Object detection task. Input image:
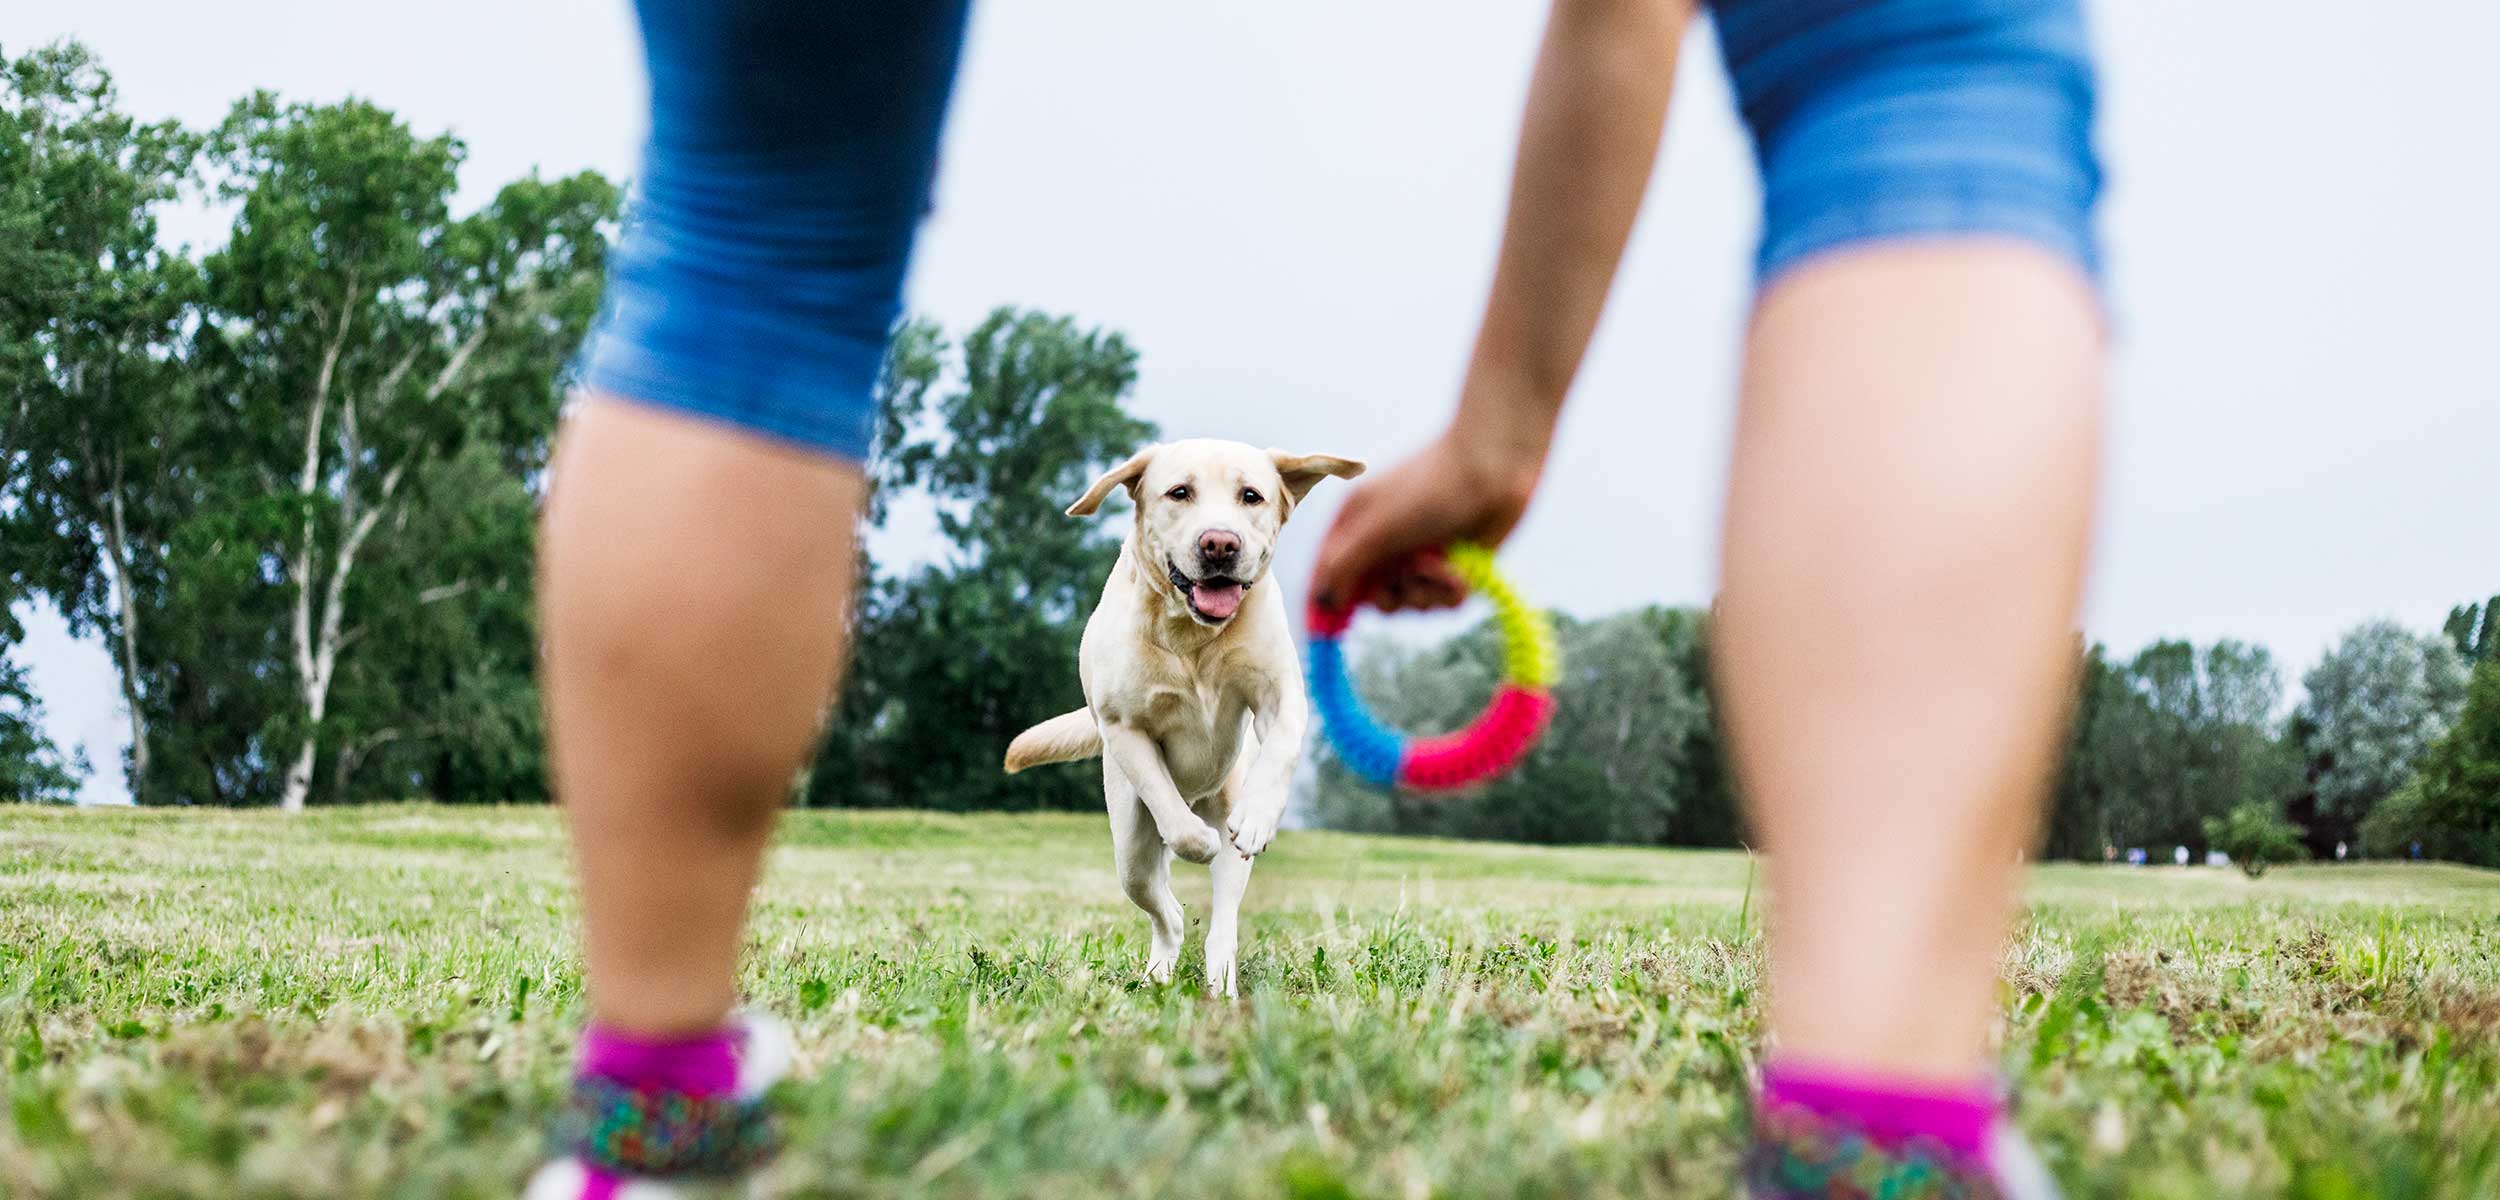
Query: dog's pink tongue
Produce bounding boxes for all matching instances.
[1192,581,1245,620]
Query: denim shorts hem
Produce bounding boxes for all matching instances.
[578,340,878,463]
[1756,191,2102,293]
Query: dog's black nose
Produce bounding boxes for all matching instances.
[1198,529,1241,565]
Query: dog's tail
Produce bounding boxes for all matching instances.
[1004,709,1102,774]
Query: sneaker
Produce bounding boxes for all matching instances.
[1745,1103,2064,1200]
[523,1011,795,1200]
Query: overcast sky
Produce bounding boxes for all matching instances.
[9,1,2496,804]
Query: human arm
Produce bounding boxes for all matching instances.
[1310,0,1698,609]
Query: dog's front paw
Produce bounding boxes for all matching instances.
[1163,819,1223,864]
[1227,805,1283,858]
[1204,946,1238,998]
[1144,945,1179,985]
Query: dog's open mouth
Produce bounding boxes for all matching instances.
[1169,560,1249,624]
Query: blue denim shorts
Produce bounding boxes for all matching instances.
[1712,0,2104,284]
[574,0,972,461]
[579,0,2103,462]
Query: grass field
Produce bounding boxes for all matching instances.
[3,805,2496,1199]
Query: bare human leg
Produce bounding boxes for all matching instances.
[540,398,865,1038]
[1714,242,2103,1082]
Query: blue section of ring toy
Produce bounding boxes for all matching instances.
[1308,635,1404,786]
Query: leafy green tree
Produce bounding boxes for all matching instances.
[2281,710,2343,858]
[1641,605,1744,848]
[0,610,86,803]
[2043,640,2119,860]
[2088,641,2197,850]
[2445,598,2498,666]
[1308,607,1726,847]
[2392,661,2500,866]
[808,310,1157,812]
[1488,612,1711,845]
[138,480,294,805]
[2357,779,2432,862]
[6,50,614,807]
[2078,639,2301,853]
[316,444,547,803]
[2067,658,2167,852]
[194,94,614,808]
[2201,640,2284,727]
[1308,618,1514,838]
[2204,801,2305,878]
[2299,620,2469,828]
[0,666,84,803]
[1,41,200,800]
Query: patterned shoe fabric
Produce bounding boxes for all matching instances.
[1745,1102,2065,1200]
[522,1012,794,1200]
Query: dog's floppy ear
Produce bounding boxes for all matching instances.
[1066,445,1159,517]
[1268,450,1367,508]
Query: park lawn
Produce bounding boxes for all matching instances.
[2,805,2496,1200]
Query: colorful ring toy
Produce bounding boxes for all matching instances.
[1306,543,1558,791]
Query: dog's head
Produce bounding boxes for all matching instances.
[1067,439,1365,627]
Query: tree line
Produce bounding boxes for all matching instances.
[1,44,1145,813]
[5,45,2496,870]
[2054,615,2500,866]
[4,42,609,807]
[1310,608,1741,848]
[1313,596,2500,868]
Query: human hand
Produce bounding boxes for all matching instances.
[1308,423,1543,615]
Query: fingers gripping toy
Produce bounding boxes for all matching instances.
[1306,543,1559,791]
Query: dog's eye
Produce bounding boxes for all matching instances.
[1165,485,1193,502]
[1239,488,1264,506]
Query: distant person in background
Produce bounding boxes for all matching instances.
[528,2,2104,1199]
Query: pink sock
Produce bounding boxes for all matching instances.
[1759,1059,2000,1166]
[581,1023,742,1096]
[569,1024,743,1198]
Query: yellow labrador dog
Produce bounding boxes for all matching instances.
[1003,439,1363,995]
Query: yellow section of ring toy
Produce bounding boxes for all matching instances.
[1446,543,1558,690]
